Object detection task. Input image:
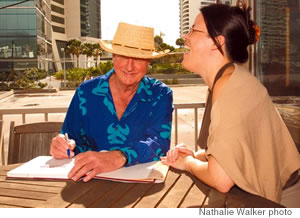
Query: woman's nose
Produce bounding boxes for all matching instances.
[184,33,189,41]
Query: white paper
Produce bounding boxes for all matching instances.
[7,156,166,183]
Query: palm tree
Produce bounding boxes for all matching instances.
[92,43,103,67]
[66,39,82,67]
[81,43,94,68]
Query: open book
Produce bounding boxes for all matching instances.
[6,156,169,183]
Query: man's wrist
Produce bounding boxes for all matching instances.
[117,150,128,166]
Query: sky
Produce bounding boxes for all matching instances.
[101,0,180,46]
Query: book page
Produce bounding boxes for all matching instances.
[96,161,158,182]
[7,156,168,183]
[7,156,73,179]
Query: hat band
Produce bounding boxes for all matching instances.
[112,43,155,52]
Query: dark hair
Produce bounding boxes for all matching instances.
[200,4,257,63]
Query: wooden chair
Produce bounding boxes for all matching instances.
[8,121,63,164]
[0,120,4,165]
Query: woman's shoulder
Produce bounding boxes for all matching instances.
[228,64,268,98]
[212,64,272,118]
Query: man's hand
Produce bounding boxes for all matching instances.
[68,150,126,182]
[50,134,76,159]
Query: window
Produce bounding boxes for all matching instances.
[51,15,64,24]
[254,0,300,150]
[255,1,300,96]
[52,25,65,34]
[51,4,64,15]
[52,0,64,5]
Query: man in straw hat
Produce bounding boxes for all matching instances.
[50,22,172,182]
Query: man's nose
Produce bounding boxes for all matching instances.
[126,58,134,71]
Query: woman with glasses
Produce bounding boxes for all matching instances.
[161,3,300,206]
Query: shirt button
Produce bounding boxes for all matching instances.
[115,127,118,130]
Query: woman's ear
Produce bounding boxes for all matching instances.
[212,35,225,51]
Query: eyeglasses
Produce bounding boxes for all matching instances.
[187,27,208,36]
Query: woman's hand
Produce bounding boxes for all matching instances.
[161,152,193,171]
[50,134,76,159]
[166,143,194,163]
[161,143,194,171]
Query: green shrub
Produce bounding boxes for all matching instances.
[98,61,113,75]
[66,68,86,87]
[162,78,179,85]
[0,72,8,81]
[5,67,48,90]
[52,61,113,88]
[38,82,48,88]
[0,82,9,91]
[55,70,64,80]
[24,68,47,81]
[150,63,191,74]
[55,68,86,87]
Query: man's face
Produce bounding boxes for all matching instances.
[112,54,150,87]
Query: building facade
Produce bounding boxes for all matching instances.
[51,0,101,71]
[179,0,237,37]
[179,0,217,37]
[0,0,101,74]
[0,0,53,73]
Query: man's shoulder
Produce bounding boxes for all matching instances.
[143,75,172,95]
[78,72,111,91]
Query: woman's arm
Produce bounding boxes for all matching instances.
[185,155,235,193]
[162,153,235,193]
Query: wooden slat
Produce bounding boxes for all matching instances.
[0,188,56,200]
[180,183,208,208]
[8,121,62,164]
[0,120,4,166]
[0,203,25,208]
[0,181,62,193]
[133,170,181,208]
[18,133,54,163]
[0,164,21,171]
[0,176,68,187]
[37,180,100,208]
[180,173,211,208]
[87,183,135,208]
[14,122,62,134]
[202,188,226,208]
[112,183,155,208]
[0,196,45,208]
[157,173,193,208]
[68,180,119,208]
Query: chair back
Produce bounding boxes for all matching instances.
[8,121,63,164]
[0,120,4,165]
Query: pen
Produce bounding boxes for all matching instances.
[65,133,70,158]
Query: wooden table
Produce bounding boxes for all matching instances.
[0,164,284,208]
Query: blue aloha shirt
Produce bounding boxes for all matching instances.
[61,69,173,167]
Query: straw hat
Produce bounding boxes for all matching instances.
[99,22,169,59]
